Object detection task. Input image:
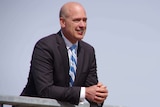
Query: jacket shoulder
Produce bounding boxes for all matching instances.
[79,40,95,51]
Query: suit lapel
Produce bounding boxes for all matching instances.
[56,31,70,86]
[74,41,85,84]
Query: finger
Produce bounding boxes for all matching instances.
[94,95,105,103]
[96,91,108,99]
[96,87,107,93]
[97,82,103,87]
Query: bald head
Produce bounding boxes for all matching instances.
[59,2,86,18]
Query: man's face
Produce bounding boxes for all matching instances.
[60,6,87,43]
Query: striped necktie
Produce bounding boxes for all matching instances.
[69,45,77,86]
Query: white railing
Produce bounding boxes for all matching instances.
[0,95,117,107]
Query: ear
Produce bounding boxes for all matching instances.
[60,17,65,28]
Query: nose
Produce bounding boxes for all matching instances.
[79,20,86,27]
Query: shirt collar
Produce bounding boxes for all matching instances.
[61,31,78,50]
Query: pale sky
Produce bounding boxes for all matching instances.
[0,0,160,107]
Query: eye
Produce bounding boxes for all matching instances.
[83,18,87,23]
[72,18,87,23]
[73,18,81,23]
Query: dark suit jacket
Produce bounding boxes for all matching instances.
[21,31,100,106]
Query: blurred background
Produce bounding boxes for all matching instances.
[0,0,160,107]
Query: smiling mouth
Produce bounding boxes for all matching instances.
[77,30,84,35]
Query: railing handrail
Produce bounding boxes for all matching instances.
[0,95,118,107]
[0,95,91,107]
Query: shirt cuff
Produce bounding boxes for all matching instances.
[80,87,85,102]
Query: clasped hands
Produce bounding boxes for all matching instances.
[85,82,108,104]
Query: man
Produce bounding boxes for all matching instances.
[21,2,108,107]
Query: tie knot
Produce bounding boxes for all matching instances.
[70,44,77,51]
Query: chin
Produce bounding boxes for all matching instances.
[77,36,84,40]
